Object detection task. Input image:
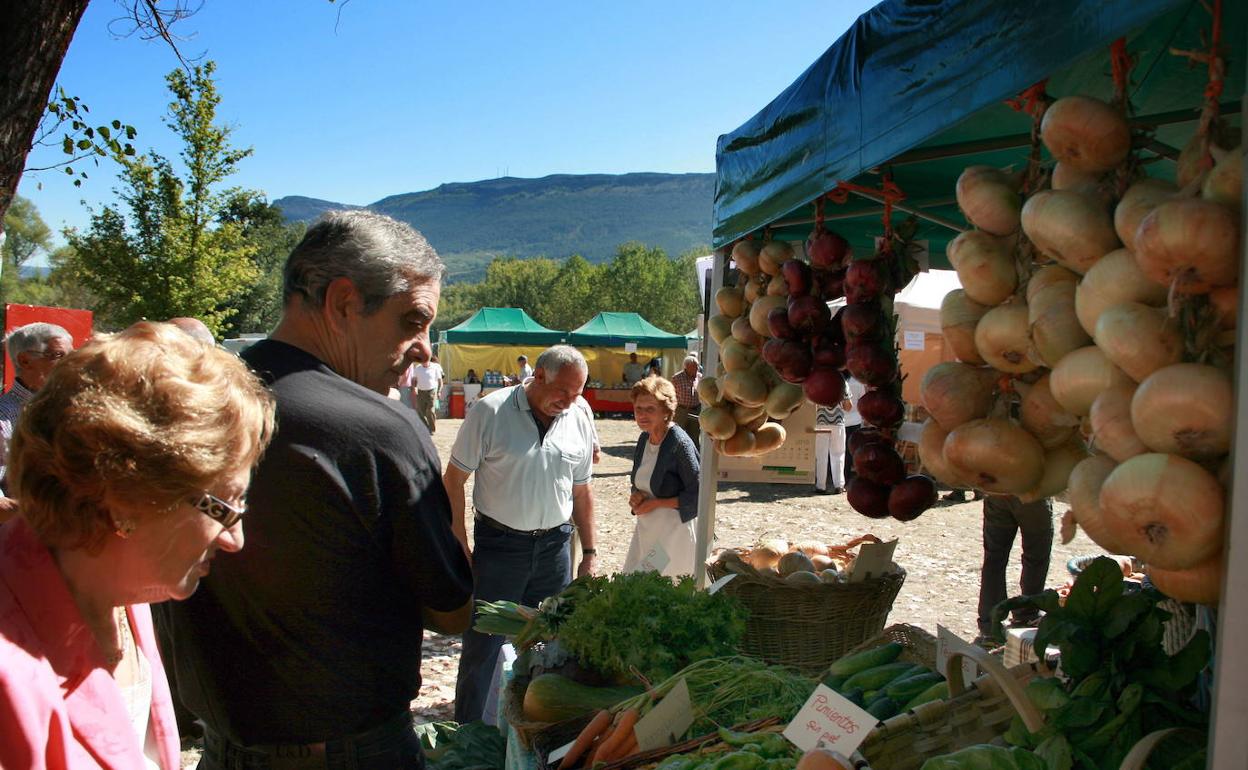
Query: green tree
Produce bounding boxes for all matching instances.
[64,62,258,335]
[217,191,306,335]
[598,242,699,333]
[1,195,54,304]
[538,254,601,330]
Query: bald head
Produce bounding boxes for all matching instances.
[167,317,215,346]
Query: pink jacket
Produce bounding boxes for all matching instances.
[0,518,181,769]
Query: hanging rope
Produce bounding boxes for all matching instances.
[1004,80,1051,197]
[824,178,907,246]
[814,196,825,231]
[1004,79,1049,120]
[1110,38,1136,112]
[1171,0,1226,164]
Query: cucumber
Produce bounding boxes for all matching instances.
[822,673,847,691]
[521,674,644,722]
[866,696,899,721]
[842,661,919,692]
[825,641,904,678]
[885,672,944,704]
[902,681,950,710]
[842,686,865,706]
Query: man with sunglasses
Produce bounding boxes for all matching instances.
[0,322,73,514]
[165,212,472,770]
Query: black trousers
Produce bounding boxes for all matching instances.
[844,424,861,481]
[977,495,1054,634]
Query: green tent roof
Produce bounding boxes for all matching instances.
[713,0,1244,267]
[442,307,565,344]
[567,312,689,348]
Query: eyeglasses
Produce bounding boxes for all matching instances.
[38,349,67,361]
[191,491,247,529]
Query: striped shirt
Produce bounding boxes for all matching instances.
[0,380,35,489]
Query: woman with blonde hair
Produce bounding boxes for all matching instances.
[0,321,276,769]
[623,375,700,577]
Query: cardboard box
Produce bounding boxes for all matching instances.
[717,401,816,485]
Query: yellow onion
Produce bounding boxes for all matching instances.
[1040,95,1132,172]
[766,272,789,297]
[752,423,787,455]
[1202,145,1243,208]
[1020,439,1089,503]
[1114,179,1177,251]
[758,241,794,276]
[920,362,997,431]
[1049,345,1133,416]
[707,314,734,344]
[1133,198,1240,293]
[1025,264,1080,303]
[1093,302,1183,382]
[732,240,762,275]
[975,301,1037,374]
[1148,555,1224,605]
[956,165,1022,235]
[722,426,758,456]
[947,230,1018,305]
[1099,453,1225,570]
[1131,363,1233,460]
[1210,285,1238,330]
[748,294,787,337]
[1019,373,1081,449]
[1028,282,1090,368]
[940,289,989,365]
[1022,189,1120,274]
[1074,248,1168,336]
[944,418,1045,495]
[918,418,967,487]
[699,406,737,440]
[1068,454,1128,554]
[1050,162,1104,197]
[731,315,763,348]
[1088,383,1147,462]
[1177,134,1207,188]
[716,286,746,318]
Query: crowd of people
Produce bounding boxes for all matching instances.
[0,210,1054,769]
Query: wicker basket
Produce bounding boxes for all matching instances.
[852,642,1049,770]
[706,562,906,675]
[502,673,596,751]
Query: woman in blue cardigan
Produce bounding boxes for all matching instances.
[623,375,701,577]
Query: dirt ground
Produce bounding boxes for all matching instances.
[182,413,1102,767]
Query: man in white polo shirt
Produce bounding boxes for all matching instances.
[444,344,598,723]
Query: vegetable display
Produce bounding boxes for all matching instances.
[710,535,886,585]
[817,641,948,722]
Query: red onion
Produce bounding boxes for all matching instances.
[787,294,831,334]
[767,307,798,340]
[840,302,883,340]
[782,259,813,296]
[889,476,937,521]
[847,477,892,518]
[807,228,852,269]
[858,389,905,428]
[802,367,846,406]
[846,343,898,386]
[854,443,906,485]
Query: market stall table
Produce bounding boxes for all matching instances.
[582,387,635,415]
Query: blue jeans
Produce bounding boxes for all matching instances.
[454,518,572,723]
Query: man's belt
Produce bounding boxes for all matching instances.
[476,513,571,538]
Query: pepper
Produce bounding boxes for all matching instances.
[707,751,767,770]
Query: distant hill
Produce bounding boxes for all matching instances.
[274,172,714,282]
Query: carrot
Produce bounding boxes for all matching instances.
[586,722,618,767]
[560,710,613,770]
[615,735,639,762]
[593,709,639,764]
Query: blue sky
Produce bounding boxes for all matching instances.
[19,0,877,259]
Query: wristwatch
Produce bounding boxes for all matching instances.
[582,548,597,556]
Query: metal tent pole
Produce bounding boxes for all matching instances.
[1207,83,1248,770]
[693,247,728,588]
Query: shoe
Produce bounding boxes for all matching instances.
[1010,615,1041,629]
[830,487,844,495]
[942,490,968,502]
[972,634,1003,651]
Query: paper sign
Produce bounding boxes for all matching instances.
[903,331,926,350]
[896,421,924,444]
[625,342,638,353]
[547,739,574,766]
[783,684,877,753]
[707,573,737,595]
[639,541,670,574]
[936,624,982,685]
[635,678,695,751]
[848,539,898,583]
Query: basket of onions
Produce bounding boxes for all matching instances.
[706,536,906,674]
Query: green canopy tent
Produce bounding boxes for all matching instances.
[439,307,565,381]
[697,5,1248,759]
[567,311,689,383]
[712,0,1244,267]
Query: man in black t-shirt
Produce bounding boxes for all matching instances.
[166,211,472,769]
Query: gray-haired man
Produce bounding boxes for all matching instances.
[1,323,73,506]
[445,343,598,723]
[166,211,473,768]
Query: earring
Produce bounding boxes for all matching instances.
[112,519,137,538]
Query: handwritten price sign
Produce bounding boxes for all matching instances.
[783,684,877,754]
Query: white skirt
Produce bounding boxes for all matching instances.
[621,507,697,578]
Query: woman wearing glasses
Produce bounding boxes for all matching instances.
[0,321,275,769]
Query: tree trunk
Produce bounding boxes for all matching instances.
[0,0,90,238]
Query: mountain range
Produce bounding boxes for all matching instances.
[273,172,715,282]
